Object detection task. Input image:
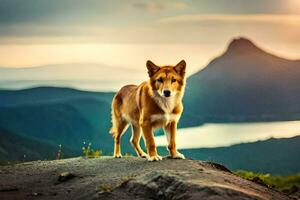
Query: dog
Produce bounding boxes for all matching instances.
[109,60,186,161]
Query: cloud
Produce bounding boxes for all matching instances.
[132,1,188,12]
[0,0,299,27]
[0,0,300,46]
[1,14,300,45]
[153,14,300,45]
[158,14,300,24]
[0,0,188,27]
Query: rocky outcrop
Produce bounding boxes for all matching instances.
[0,157,291,200]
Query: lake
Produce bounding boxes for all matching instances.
[154,120,300,149]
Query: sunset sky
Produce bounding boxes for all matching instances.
[1,0,300,75]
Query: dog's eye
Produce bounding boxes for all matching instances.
[157,77,163,83]
[171,78,177,83]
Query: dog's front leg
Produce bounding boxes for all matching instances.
[141,121,162,161]
[164,121,185,159]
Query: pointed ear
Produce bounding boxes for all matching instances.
[146,60,160,77]
[174,60,186,77]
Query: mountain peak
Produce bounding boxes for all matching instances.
[226,37,261,54]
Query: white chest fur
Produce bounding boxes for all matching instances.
[150,91,182,124]
[150,113,180,123]
[152,92,178,113]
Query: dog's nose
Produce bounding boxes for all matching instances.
[163,90,171,97]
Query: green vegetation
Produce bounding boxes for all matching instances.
[82,142,103,158]
[99,183,113,193]
[124,152,133,157]
[56,144,63,160]
[236,170,300,197]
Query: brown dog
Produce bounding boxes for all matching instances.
[110,60,186,161]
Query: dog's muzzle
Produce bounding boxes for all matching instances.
[163,90,171,97]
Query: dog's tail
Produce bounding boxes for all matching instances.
[109,113,117,139]
[109,94,121,138]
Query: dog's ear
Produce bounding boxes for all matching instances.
[174,60,186,77]
[146,60,160,77]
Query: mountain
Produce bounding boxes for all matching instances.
[0,157,290,200]
[178,136,300,175]
[0,87,117,157]
[0,102,94,149]
[0,127,77,164]
[183,37,300,126]
[0,63,146,91]
[0,86,113,106]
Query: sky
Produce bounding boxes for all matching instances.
[1,0,300,76]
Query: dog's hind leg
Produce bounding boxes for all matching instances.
[110,96,129,158]
[130,125,147,158]
[111,119,128,158]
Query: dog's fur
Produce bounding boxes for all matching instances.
[109,60,186,161]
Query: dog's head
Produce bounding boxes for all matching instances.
[146,60,186,98]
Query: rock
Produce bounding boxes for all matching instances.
[58,172,76,182]
[0,186,18,192]
[113,171,273,200]
[31,192,43,196]
[0,157,292,200]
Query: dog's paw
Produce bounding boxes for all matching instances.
[171,152,185,159]
[139,152,148,158]
[114,154,122,158]
[147,155,162,162]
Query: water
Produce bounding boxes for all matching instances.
[155,121,300,149]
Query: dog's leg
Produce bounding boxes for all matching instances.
[141,122,162,161]
[113,120,128,158]
[130,125,147,158]
[164,122,185,159]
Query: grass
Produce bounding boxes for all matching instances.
[235,170,300,197]
[82,142,103,158]
[99,183,113,193]
[56,144,63,160]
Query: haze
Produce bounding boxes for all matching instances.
[1,0,300,75]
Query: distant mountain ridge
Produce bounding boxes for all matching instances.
[0,127,77,164]
[182,37,300,126]
[0,86,113,107]
[0,63,144,80]
[180,136,300,175]
[0,63,146,91]
[0,87,116,159]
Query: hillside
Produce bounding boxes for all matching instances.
[0,128,77,164]
[0,87,117,157]
[178,136,300,175]
[0,157,290,200]
[0,86,114,106]
[183,37,300,126]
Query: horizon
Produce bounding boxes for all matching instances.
[1,36,299,92]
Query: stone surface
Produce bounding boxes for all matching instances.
[0,157,291,200]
